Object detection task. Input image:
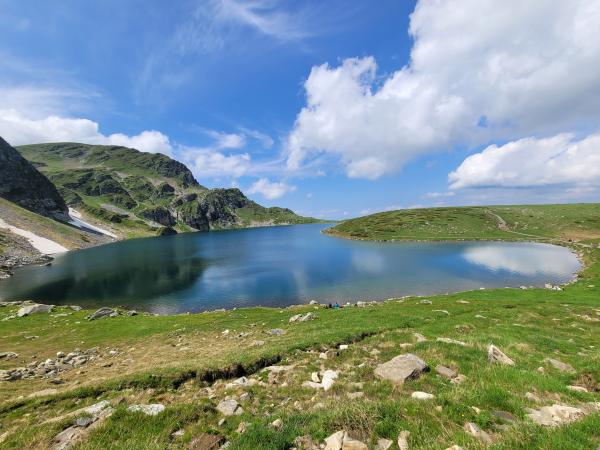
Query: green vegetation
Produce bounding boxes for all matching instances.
[16,142,320,239]
[0,205,598,449]
[325,204,600,243]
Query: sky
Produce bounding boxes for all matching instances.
[1,0,599,219]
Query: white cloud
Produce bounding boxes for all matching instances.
[0,108,173,155]
[203,129,246,149]
[247,177,296,200]
[239,127,274,148]
[286,0,600,180]
[449,133,600,189]
[183,147,251,179]
[425,191,455,198]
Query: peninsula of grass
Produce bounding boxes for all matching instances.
[0,205,599,449]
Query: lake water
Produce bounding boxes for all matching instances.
[0,224,580,314]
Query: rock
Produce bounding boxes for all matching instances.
[526,404,585,426]
[339,344,349,350]
[544,358,575,373]
[488,344,515,366]
[216,399,242,416]
[270,418,283,430]
[236,421,249,434]
[376,438,393,450]
[52,426,87,450]
[303,370,338,391]
[342,435,368,450]
[74,417,95,428]
[450,374,467,384]
[225,376,257,389]
[419,299,432,304]
[374,354,429,385]
[311,372,320,383]
[239,392,251,402]
[445,446,464,450]
[87,307,118,320]
[435,365,458,379]
[324,431,345,450]
[289,312,317,323]
[0,352,17,360]
[411,391,434,400]
[413,333,427,343]
[397,431,410,450]
[267,328,286,335]
[567,385,588,392]
[436,337,468,346]
[463,422,492,444]
[188,433,224,450]
[127,404,165,416]
[17,303,54,317]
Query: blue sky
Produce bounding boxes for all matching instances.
[1,0,599,219]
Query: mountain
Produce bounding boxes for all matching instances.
[16,142,319,237]
[0,137,69,221]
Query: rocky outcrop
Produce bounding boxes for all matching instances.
[139,206,175,226]
[0,137,69,221]
[374,354,429,385]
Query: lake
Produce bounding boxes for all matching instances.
[0,224,580,314]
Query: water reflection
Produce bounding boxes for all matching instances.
[0,224,580,313]
[461,243,579,276]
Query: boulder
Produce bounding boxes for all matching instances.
[544,358,575,373]
[87,307,118,320]
[293,435,320,450]
[127,404,165,416]
[435,365,458,379]
[376,438,393,450]
[0,351,18,360]
[216,399,242,416]
[488,344,515,366]
[397,431,410,450]
[289,312,317,323]
[374,354,429,385]
[17,303,54,317]
[526,404,584,426]
[463,422,492,445]
[411,391,434,400]
[323,431,368,450]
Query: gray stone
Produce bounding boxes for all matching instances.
[75,417,95,428]
[17,303,54,317]
[216,399,242,416]
[463,422,492,444]
[87,307,117,320]
[544,358,575,373]
[0,352,18,360]
[397,431,410,450]
[488,344,515,366]
[127,404,165,416]
[267,328,285,335]
[435,365,458,379]
[374,354,429,385]
[376,438,393,450]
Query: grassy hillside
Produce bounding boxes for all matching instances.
[0,205,598,449]
[16,142,320,238]
[325,204,600,243]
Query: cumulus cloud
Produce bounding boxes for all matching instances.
[203,129,247,150]
[449,133,600,189]
[286,0,600,180]
[0,108,173,155]
[183,148,251,179]
[247,177,296,200]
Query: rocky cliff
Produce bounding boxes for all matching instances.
[0,137,69,221]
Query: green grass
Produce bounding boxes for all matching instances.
[325,204,600,242]
[0,205,599,449]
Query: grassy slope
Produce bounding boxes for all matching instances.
[0,205,599,449]
[325,204,600,243]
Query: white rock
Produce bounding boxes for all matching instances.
[17,303,54,317]
[376,438,393,450]
[411,391,435,400]
[397,430,410,450]
[127,404,165,416]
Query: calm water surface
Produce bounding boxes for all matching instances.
[0,224,580,314]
